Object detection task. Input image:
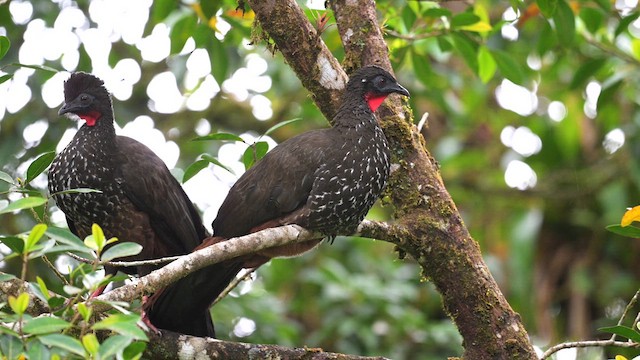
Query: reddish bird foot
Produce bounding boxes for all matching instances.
[140,295,162,335]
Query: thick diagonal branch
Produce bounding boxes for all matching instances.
[247,0,537,358]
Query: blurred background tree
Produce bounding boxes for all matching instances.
[0,0,639,358]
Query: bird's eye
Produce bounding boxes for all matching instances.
[80,95,89,101]
[375,77,386,86]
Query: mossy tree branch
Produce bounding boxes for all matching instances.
[247,0,537,358]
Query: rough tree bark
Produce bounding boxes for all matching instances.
[247,0,537,359]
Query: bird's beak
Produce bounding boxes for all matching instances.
[58,102,73,116]
[58,97,88,116]
[393,83,410,98]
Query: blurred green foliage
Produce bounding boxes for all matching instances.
[1,0,640,358]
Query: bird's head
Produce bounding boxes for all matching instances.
[348,65,410,112]
[58,72,112,127]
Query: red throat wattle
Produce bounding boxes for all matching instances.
[79,111,102,126]
[365,93,388,112]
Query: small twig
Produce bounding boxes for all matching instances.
[612,288,640,340]
[386,29,445,41]
[541,339,640,359]
[211,268,257,306]
[41,255,71,286]
[65,252,183,267]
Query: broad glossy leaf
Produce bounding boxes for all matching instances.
[8,292,29,315]
[451,32,478,73]
[264,118,302,136]
[0,74,12,85]
[26,151,55,184]
[460,21,492,33]
[401,5,417,30]
[0,197,47,214]
[39,334,85,356]
[553,0,575,46]
[23,317,72,335]
[0,36,9,60]
[151,0,177,23]
[169,14,197,55]
[491,49,525,85]
[211,35,229,86]
[101,242,143,262]
[424,8,451,18]
[36,277,51,301]
[201,0,222,19]
[0,236,24,254]
[606,224,640,238]
[82,334,100,356]
[183,159,209,183]
[599,325,640,343]
[615,12,639,38]
[570,58,607,89]
[412,50,432,87]
[25,223,47,253]
[0,273,17,282]
[98,335,132,359]
[45,226,91,254]
[193,132,244,142]
[580,7,605,34]
[123,341,147,359]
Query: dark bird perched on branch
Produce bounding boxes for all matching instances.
[145,65,410,338]
[48,72,207,297]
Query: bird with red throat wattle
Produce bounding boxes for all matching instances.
[48,72,207,306]
[144,65,410,338]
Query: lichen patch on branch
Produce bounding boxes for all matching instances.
[316,55,347,90]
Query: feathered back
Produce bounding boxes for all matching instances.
[63,72,110,103]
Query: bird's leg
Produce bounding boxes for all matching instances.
[140,295,162,335]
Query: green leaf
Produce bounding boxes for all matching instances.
[491,49,525,85]
[477,46,497,83]
[39,334,85,356]
[424,8,451,19]
[0,273,17,282]
[36,277,51,301]
[412,50,432,87]
[451,32,478,73]
[606,224,640,238]
[92,314,148,341]
[123,341,147,359]
[537,0,558,18]
[23,317,72,335]
[201,0,222,19]
[151,0,177,23]
[9,292,29,315]
[0,197,47,214]
[553,0,575,46]
[0,36,9,60]
[201,154,234,174]
[615,12,639,38]
[11,63,57,73]
[0,170,14,184]
[242,141,269,170]
[183,159,209,183]
[264,118,303,136]
[25,223,47,253]
[401,5,417,30]
[569,58,607,89]
[451,12,481,28]
[77,303,92,323]
[193,132,244,142]
[82,333,100,356]
[597,79,623,110]
[101,242,143,262]
[579,7,604,34]
[210,35,229,86]
[0,74,12,85]
[99,335,133,359]
[26,151,56,184]
[599,325,640,343]
[170,14,198,55]
[45,227,91,254]
[0,236,24,254]
[537,19,557,56]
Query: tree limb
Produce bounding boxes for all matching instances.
[248,0,537,358]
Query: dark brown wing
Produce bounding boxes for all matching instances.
[213,128,339,238]
[116,136,207,254]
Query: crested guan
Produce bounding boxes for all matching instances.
[48,72,208,320]
[145,65,410,338]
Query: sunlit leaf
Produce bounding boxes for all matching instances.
[242,141,269,170]
[23,317,72,335]
[0,36,10,60]
[477,46,496,83]
[599,325,640,343]
[92,314,148,341]
[0,197,47,214]
[77,303,92,323]
[553,0,575,46]
[26,151,56,184]
[170,13,197,55]
[460,21,492,33]
[193,132,244,142]
[8,292,29,316]
[39,334,85,356]
[24,223,47,253]
[264,118,303,136]
[606,224,640,238]
[82,333,100,356]
[45,227,91,254]
[0,74,12,85]
[36,277,51,301]
[101,242,143,262]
